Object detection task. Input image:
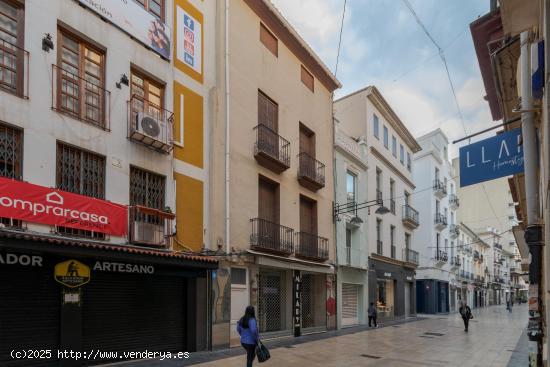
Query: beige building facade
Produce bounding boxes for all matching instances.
[208,0,340,347]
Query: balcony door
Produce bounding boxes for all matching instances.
[258,91,278,158]
[300,195,317,235]
[258,177,279,249]
[299,123,315,156]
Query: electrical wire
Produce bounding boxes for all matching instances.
[334,0,347,77]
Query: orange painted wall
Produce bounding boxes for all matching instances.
[175,172,203,251]
[173,0,204,84]
[173,81,204,168]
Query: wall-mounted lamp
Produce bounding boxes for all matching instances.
[42,33,54,52]
[116,74,129,89]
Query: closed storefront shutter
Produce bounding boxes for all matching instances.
[83,271,186,364]
[342,283,359,326]
[0,263,61,367]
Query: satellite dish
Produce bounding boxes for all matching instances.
[141,116,160,137]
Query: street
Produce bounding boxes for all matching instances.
[189,305,528,367]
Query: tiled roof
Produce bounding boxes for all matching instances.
[0,229,217,264]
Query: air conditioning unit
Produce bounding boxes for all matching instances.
[136,112,163,141]
[133,221,164,245]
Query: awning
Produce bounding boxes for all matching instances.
[247,249,334,274]
[500,0,541,37]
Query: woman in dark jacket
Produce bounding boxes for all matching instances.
[237,306,260,367]
[459,302,472,332]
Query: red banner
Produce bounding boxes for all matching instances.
[0,177,127,236]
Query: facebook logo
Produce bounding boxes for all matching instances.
[184,14,194,31]
[184,53,194,67]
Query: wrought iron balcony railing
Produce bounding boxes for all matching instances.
[250,218,294,256]
[403,248,419,265]
[127,95,173,154]
[295,232,329,262]
[433,179,447,196]
[434,213,448,227]
[449,194,460,208]
[297,152,325,191]
[435,250,448,262]
[253,124,290,173]
[402,205,419,229]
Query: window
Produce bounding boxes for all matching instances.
[260,23,278,57]
[400,144,404,164]
[443,146,448,160]
[405,233,411,250]
[56,143,105,239]
[376,219,382,255]
[57,30,106,128]
[407,152,411,172]
[129,166,166,209]
[389,179,395,214]
[133,0,164,20]
[435,167,439,180]
[436,233,440,253]
[56,143,105,199]
[404,191,410,206]
[346,171,356,203]
[346,228,352,248]
[301,65,314,92]
[373,114,379,139]
[258,90,278,131]
[383,126,388,148]
[130,70,164,120]
[392,135,397,157]
[390,225,395,259]
[0,0,25,97]
[435,200,440,215]
[231,268,247,285]
[0,122,22,179]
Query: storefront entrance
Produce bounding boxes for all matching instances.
[342,283,359,326]
[258,270,288,333]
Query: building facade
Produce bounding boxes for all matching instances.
[333,120,369,327]
[207,0,341,347]
[412,129,459,314]
[0,0,216,365]
[334,86,421,322]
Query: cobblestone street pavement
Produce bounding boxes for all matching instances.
[192,305,528,367]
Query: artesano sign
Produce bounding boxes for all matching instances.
[0,177,127,236]
[459,128,524,187]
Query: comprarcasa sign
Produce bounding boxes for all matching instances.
[0,177,127,236]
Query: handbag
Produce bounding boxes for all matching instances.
[256,340,271,363]
[469,314,474,320]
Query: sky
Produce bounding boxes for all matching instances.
[270,0,492,158]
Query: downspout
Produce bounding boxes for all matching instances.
[520,30,543,364]
[224,0,230,254]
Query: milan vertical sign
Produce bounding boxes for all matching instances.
[293,270,302,337]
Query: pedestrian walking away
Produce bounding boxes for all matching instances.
[368,302,378,328]
[459,302,473,332]
[237,306,260,367]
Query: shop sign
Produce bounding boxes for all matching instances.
[293,270,302,337]
[0,252,42,267]
[384,272,392,278]
[93,261,154,274]
[0,177,127,236]
[54,260,90,288]
[459,128,524,187]
[406,276,413,281]
[78,0,171,59]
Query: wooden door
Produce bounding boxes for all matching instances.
[258,178,278,223]
[300,196,317,235]
[299,124,315,156]
[258,91,278,131]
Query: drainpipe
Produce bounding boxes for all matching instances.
[224,0,230,255]
[520,30,543,365]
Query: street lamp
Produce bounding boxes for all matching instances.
[333,199,390,222]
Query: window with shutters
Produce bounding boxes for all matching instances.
[0,0,25,97]
[260,23,278,57]
[258,90,278,131]
[56,142,106,239]
[0,122,22,228]
[301,65,314,92]
[56,29,107,129]
[133,0,164,21]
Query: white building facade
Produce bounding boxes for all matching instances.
[412,129,459,313]
[334,86,421,322]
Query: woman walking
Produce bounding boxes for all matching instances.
[237,306,260,367]
[459,301,472,332]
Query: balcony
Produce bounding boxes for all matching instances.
[127,95,173,154]
[494,243,503,250]
[129,205,175,247]
[295,232,329,262]
[376,189,383,205]
[377,240,383,255]
[390,199,396,215]
[402,205,419,229]
[253,124,290,174]
[435,250,448,266]
[433,179,447,198]
[434,213,448,230]
[250,218,294,256]
[450,255,461,268]
[297,152,325,191]
[449,194,460,209]
[449,224,459,238]
[0,39,29,99]
[51,64,111,130]
[403,248,419,266]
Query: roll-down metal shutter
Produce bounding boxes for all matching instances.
[83,272,186,364]
[0,264,60,367]
[342,283,359,326]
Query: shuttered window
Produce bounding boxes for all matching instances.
[129,166,165,210]
[258,90,278,131]
[301,65,314,92]
[260,23,278,57]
